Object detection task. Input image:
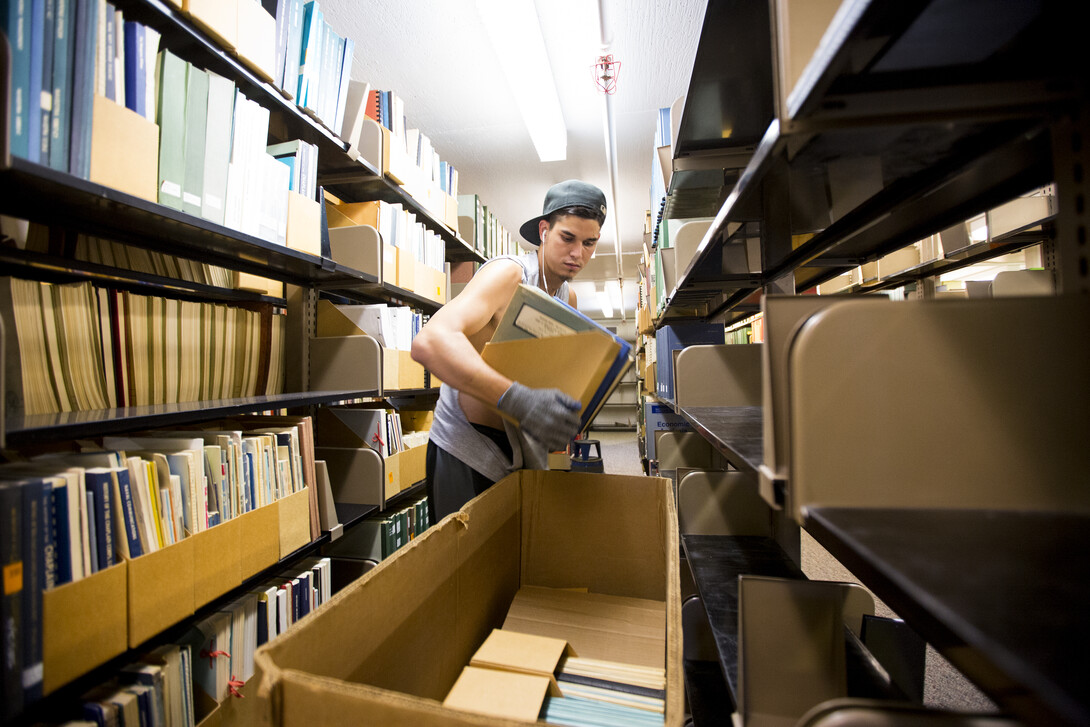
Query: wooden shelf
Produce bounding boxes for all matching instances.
[805,507,1090,727]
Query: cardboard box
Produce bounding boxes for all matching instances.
[279,489,313,557]
[384,452,402,499]
[287,192,322,257]
[90,95,158,202]
[251,470,682,726]
[234,0,276,82]
[399,444,426,490]
[382,243,399,286]
[399,350,426,390]
[444,194,460,231]
[128,537,196,647]
[237,503,281,580]
[330,200,381,228]
[191,519,242,609]
[43,562,127,693]
[397,250,417,292]
[235,273,285,298]
[415,264,447,305]
[184,0,237,50]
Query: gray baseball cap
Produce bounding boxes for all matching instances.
[519,179,607,245]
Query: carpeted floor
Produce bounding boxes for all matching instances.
[588,428,999,715]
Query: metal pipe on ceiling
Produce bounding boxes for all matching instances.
[597,0,627,321]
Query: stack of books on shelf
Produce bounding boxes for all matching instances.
[359,87,461,225]
[75,642,196,727]
[314,300,429,391]
[457,193,518,260]
[348,497,431,562]
[0,277,286,417]
[0,414,319,719]
[325,197,448,303]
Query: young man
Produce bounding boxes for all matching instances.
[411,180,607,520]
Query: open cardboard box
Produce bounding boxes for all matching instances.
[251,470,682,726]
[43,562,128,693]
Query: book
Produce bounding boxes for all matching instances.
[83,468,116,572]
[38,0,56,161]
[110,464,143,559]
[48,0,73,171]
[19,478,45,703]
[123,19,145,117]
[26,0,45,163]
[68,0,97,179]
[156,48,187,210]
[0,483,23,720]
[182,64,209,217]
[483,284,633,433]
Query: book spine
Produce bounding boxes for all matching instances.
[1,484,25,720]
[115,468,143,558]
[48,0,73,171]
[38,0,56,162]
[123,19,143,116]
[68,0,98,178]
[6,0,32,160]
[26,0,45,163]
[48,484,72,586]
[19,480,44,703]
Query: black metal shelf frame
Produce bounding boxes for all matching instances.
[5,390,380,446]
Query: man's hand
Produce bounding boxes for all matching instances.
[497,382,581,451]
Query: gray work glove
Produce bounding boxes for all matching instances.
[497,381,582,451]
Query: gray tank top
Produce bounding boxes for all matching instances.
[428,252,568,481]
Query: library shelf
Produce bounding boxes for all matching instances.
[323,280,445,316]
[676,406,763,476]
[804,507,1090,727]
[333,502,381,532]
[4,390,380,446]
[659,0,1076,325]
[683,658,735,725]
[682,534,899,709]
[0,157,380,288]
[0,247,286,307]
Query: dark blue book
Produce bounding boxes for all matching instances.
[0,483,24,720]
[26,0,45,163]
[42,480,57,592]
[47,0,74,171]
[103,2,115,101]
[48,481,72,585]
[19,479,45,703]
[38,0,55,161]
[113,466,144,559]
[256,597,268,645]
[68,0,97,178]
[123,19,145,117]
[85,469,116,572]
[5,0,32,159]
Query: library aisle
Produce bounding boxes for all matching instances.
[595,429,997,715]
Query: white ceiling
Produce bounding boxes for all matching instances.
[319,0,707,318]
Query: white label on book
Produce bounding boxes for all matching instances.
[206,194,223,211]
[183,192,202,207]
[513,304,576,339]
[160,180,182,198]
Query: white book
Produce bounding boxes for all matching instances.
[202,72,235,225]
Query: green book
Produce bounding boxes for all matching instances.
[156,49,187,211]
[182,64,209,217]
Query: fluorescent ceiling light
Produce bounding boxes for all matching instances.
[606,279,623,311]
[597,289,614,318]
[476,0,567,162]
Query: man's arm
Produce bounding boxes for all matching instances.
[410,259,523,406]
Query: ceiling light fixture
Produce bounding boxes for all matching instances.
[597,288,614,318]
[476,0,567,162]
